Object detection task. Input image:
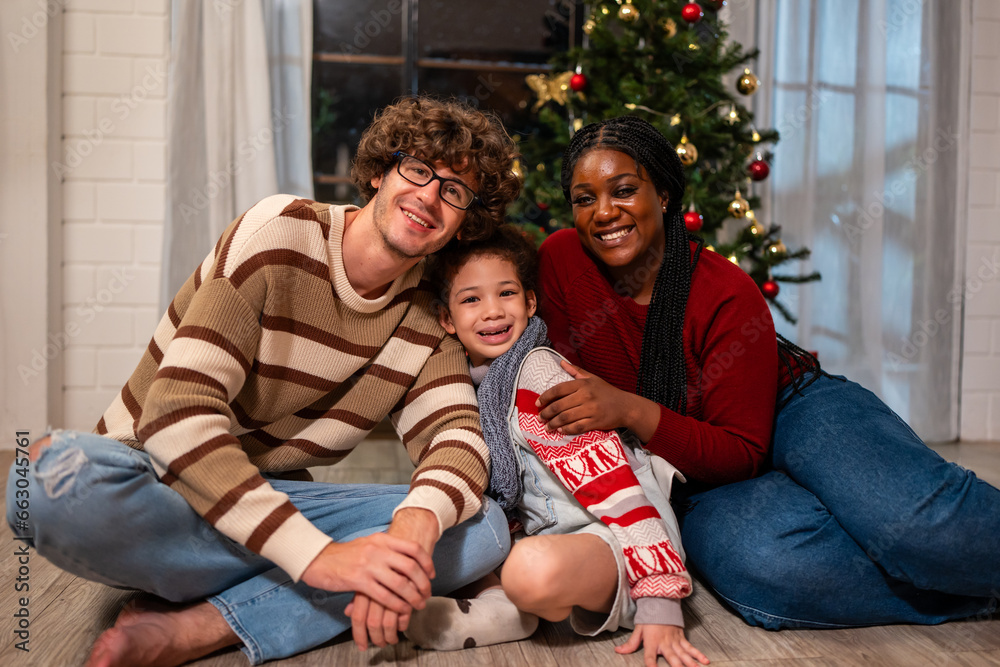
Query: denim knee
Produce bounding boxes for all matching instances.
[10,431,151,550]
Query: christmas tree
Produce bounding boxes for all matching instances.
[511,0,819,323]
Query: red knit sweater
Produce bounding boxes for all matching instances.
[538,229,778,485]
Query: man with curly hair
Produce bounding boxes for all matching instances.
[12,97,521,667]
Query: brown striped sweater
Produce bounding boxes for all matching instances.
[95,195,489,581]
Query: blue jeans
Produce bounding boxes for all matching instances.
[677,375,1000,629]
[6,431,510,664]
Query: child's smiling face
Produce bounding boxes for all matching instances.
[438,254,537,367]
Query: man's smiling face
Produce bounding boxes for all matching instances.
[369,155,477,260]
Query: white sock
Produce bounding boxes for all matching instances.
[405,587,539,650]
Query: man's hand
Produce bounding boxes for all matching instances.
[300,531,434,618]
[348,508,441,650]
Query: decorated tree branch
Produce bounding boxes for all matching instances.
[511,0,819,322]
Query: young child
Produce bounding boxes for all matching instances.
[406,226,709,666]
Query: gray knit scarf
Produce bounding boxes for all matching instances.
[477,316,549,515]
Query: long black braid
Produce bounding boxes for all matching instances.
[561,116,823,415]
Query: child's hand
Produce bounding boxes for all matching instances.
[615,624,709,667]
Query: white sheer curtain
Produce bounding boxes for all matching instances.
[162,0,314,306]
[757,0,967,440]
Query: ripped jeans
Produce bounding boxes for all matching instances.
[6,431,510,664]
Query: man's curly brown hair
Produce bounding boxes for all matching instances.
[352,97,521,241]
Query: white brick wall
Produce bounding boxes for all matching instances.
[961,0,1000,440]
[60,0,168,430]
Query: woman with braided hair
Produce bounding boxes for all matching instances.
[535,114,1000,630]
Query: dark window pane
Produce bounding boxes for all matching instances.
[315,0,404,56]
[416,67,540,134]
[313,63,404,202]
[418,0,571,61]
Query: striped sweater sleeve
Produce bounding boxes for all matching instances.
[513,349,691,627]
[391,333,490,535]
[137,205,332,582]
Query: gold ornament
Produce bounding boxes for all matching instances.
[688,42,700,51]
[536,163,546,172]
[725,104,740,125]
[511,159,524,181]
[768,241,788,255]
[659,17,678,37]
[618,0,639,22]
[728,189,750,218]
[669,113,682,126]
[525,71,574,111]
[675,134,698,166]
[737,67,760,95]
[583,18,597,35]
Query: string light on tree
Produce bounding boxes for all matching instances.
[583,17,596,34]
[768,240,788,256]
[681,3,704,23]
[725,104,740,125]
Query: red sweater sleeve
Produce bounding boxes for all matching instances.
[642,278,778,484]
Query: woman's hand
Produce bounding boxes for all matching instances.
[535,359,660,440]
[616,624,709,667]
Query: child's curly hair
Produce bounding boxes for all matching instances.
[352,97,521,241]
[428,225,539,306]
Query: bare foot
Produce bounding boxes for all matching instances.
[85,599,239,667]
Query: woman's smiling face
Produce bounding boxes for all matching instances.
[569,148,668,288]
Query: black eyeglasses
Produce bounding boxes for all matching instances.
[392,152,479,210]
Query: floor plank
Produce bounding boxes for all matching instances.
[2,443,999,666]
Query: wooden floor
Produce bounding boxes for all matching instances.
[2,443,999,667]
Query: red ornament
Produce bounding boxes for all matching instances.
[762,280,780,299]
[705,0,727,10]
[681,3,704,23]
[683,210,703,232]
[570,73,587,92]
[537,202,550,211]
[749,159,770,181]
